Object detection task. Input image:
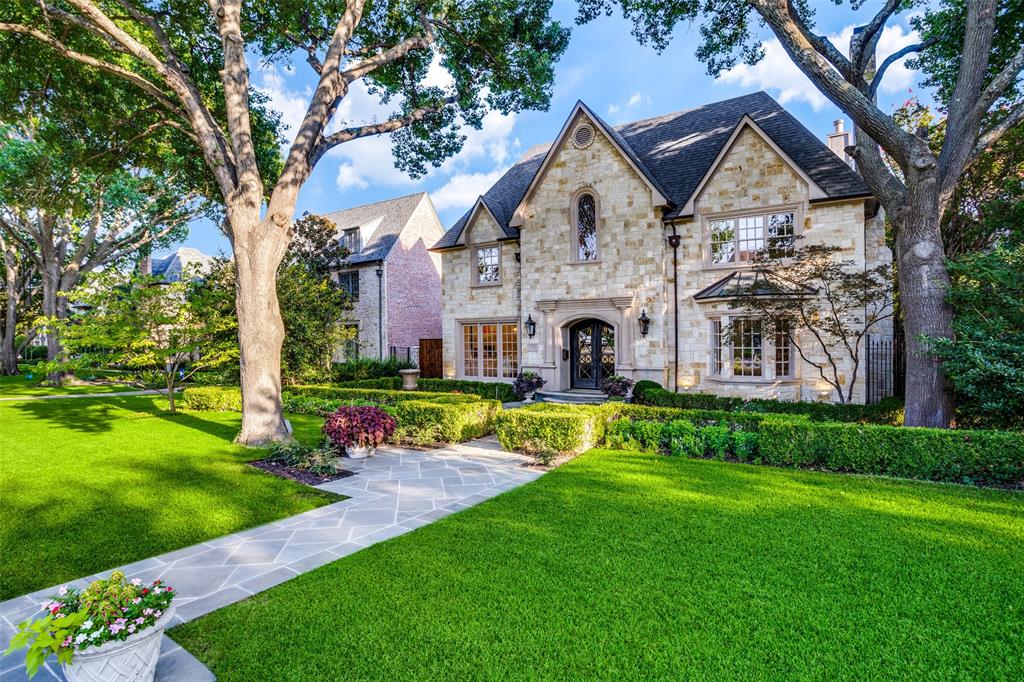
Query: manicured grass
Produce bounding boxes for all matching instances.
[0,372,136,397]
[0,395,336,599]
[173,449,1023,680]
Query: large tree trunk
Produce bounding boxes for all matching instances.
[1,262,19,375]
[232,211,292,446]
[40,266,63,365]
[893,166,956,427]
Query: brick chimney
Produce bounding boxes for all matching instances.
[826,119,853,165]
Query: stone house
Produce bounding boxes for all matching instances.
[326,192,444,361]
[431,91,891,403]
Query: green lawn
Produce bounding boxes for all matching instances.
[0,372,134,397]
[173,449,1023,680]
[0,395,336,599]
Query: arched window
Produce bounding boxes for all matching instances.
[576,192,598,261]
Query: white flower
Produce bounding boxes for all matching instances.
[75,634,87,644]
[82,620,93,629]
[57,586,68,597]
[130,578,142,586]
[89,631,101,640]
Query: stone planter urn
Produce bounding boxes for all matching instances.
[61,606,174,682]
[345,445,375,459]
[399,368,420,391]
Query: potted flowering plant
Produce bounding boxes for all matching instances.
[322,405,397,458]
[512,371,546,402]
[600,374,635,400]
[4,571,174,682]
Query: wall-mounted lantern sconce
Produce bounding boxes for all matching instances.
[638,309,651,337]
[524,314,536,338]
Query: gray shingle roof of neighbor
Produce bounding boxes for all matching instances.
[433,91,869,249]
[150,247,214,282]
[322,191,427,265]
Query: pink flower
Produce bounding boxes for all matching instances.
[143,608,153,616]
[127,625,136,634]
[153,610,162,619]
[132,597,141,604]
[135,617,145,625]
[131,578,142,586]
[61,636,72,648]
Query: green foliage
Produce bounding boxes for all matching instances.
[417,378,518,403]
[631,380,662,403]
[393,399,501,444]
[181,386,243,412]
[663,420,701,457]
[926,243,1024,429]
[331,359,416,382]
[731,430,759,461]
[495,405,605,457]
[41,270,237,410]
[700,424,732,460]
[633,383,905,425]
[605,418,663,452]
[758,421,1024,487]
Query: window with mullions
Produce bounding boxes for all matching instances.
[336,271,359,301]
[708,211,796,264]
[340,228,361,255]
[461,322,519,379]
[708,316,794,381]
[476,245,500,284]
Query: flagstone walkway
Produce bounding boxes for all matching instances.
[0,437,541,682]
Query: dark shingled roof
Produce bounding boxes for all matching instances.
[693,270,818,301]
[324,192,427,265]
[434,91,868,249]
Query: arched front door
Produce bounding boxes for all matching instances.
[569,319,615,389]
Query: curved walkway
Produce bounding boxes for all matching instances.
[0,437,541,682]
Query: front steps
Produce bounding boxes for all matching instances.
[534,389,607,405]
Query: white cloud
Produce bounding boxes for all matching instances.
[430,168,508,212]
[607,91,649,120]
[720,23,921,111]
[252,64,312,147]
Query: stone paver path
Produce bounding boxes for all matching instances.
[0,437,541,682]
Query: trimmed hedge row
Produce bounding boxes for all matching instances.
[497,402,1024,486]
[333,377,518,403]
[180,386,242,411]
[632,380,905,425]
[393,398,501,444]
[758,420,1024,486]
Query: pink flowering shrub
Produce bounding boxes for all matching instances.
[6,570,174,677]
[322,405,397,450]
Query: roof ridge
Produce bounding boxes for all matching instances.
[322,191,426,217]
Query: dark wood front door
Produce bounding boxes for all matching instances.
[570,320,615,389]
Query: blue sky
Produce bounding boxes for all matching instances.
[171,1,925,258]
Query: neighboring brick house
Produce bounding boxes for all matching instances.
[326,192,444,361]
[431,91,892,403]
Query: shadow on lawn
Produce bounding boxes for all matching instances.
[0,449,336,600]
[6,394,239,441]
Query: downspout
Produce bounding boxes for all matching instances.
[376,259,384,359]
[668,226,681,392]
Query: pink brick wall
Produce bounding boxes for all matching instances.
[385,197,444,349]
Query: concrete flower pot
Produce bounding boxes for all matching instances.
[399,368,420,391]
[62,606,174,682]
[345,445,375,459]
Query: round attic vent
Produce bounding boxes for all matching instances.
[573,123,595,148]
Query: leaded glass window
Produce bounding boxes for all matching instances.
[707,211,796,264]
[576,193,598,261]
[476,246,500,284]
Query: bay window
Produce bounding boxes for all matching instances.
[708,316,794,381]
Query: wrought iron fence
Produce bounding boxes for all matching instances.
[389,346,418,365]
[865,333,905,404]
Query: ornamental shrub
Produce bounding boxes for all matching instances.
[496,406,605,456]
[181,386,242,411]
[322,405,397,450]
[601,374,635,398]
[663,420,701,457]
[700,424,732,460]
[512,371,546,400]
[731,431,760,461]
[605,418,663,452]
[631,379,662,404]
[393,398,501,443]
[417,378,518,403]
[331,357,415,382]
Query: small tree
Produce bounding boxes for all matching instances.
[42,269,237,411]
[727,244,893,404]
[925,243,1024,428]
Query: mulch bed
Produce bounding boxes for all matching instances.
[250,458,356,486]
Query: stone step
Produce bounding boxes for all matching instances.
[534,390,608,405]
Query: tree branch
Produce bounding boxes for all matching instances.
[972,42,1024,122]
[851,0,902,74]
[869,39,938,98]
[970,101,1024,164]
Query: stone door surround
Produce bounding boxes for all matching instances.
[534,297,635,389]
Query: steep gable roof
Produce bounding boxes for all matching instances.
[324,192,427,265]
[433,92,868,250]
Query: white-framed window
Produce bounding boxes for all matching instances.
[340,227,361,255]
[461,321,518,379]
[475,245,501,285]
[708,315,795,381]
[708,210,797,264]
[575,192,599,261]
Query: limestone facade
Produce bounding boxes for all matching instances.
[438,110,890,403]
